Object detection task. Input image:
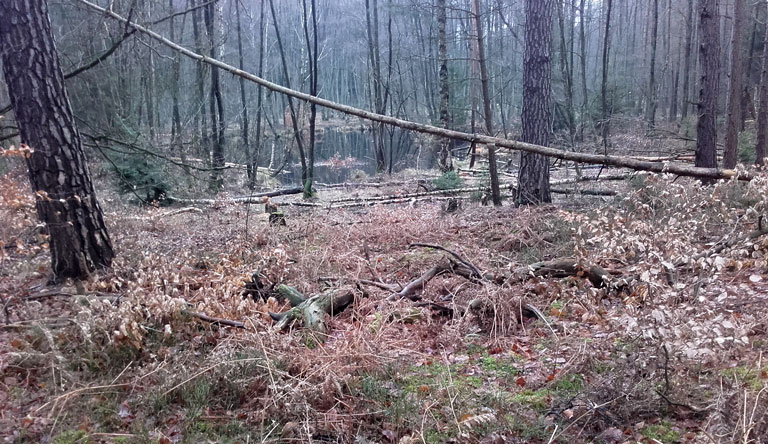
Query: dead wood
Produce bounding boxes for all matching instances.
[270,288,355,335]
[165,188,303,206]
[408,243,484,280]
[182,310,247,329]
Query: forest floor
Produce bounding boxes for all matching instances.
[1,159,768,444]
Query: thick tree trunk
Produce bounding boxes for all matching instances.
[0,0,114,281]
[723,0,745,169]
[696,0,720,170]
[517,0,553,206]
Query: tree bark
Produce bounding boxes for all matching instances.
[600,0,613,152]
[472,0,501,206]
[696,0,720,170]
[756,16,768,165]
[723,0,745,169]
[436,0,452,172]
[517,0,553,206]
[204,1,226,191]
[646,0,659,129]
[0,0,114,281]
[235,0,251,186]
[680,0,694,121]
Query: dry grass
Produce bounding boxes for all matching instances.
[2,163,768,443]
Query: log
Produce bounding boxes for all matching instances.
[276,284,306,306]
[271,288,355,335]
[164,188,303,205]
[76,0,753,182]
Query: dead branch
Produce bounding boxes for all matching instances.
[409,243,484,280]
[182,310,246,329]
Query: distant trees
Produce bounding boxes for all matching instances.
[517,0,553,205]
[0,0,114,280]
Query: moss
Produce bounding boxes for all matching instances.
[513,389,552,411]
[722,366,767,391]
[641,420,681,443]
[52,430,89,444]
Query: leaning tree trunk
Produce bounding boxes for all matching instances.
[0,0,114,281]
[696,0,720,170]
[517,0,553,205]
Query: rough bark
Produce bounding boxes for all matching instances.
[696,0,720,170]
[0,0,114,281]
[204,1,226,191]
[723,0,745,169]
[518,0,553,205]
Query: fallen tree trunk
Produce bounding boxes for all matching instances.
[75,0,752,182]
[270,288,355,335]
[165,187,303,205]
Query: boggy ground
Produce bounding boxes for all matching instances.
[1,168,768,444]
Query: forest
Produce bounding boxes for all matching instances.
[1,0,768,442]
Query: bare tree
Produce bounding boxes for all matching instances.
[646,0,658,129]
[436,0,452,172]
[0,0,114,281]
[600,0,613,151]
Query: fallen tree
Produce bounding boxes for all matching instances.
[76,0,752,182]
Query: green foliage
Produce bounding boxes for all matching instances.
[432,170,463,190]
[109,153,170,203]
[52,430,88,444]
[738,130,757,164]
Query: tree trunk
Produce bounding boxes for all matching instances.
[269,0,307,184]
[646,0,658,129]
[205,2,226,191]
[0,0,114,281]
[301,0,318,198]
[756,16,768,165]
[723,0,745,169]
[235,0,251,186]
[436,0,452,172]
[680,0,694,121]
[696,0,720,170]
[578,0,588,141]
[251,0,266,190]
[472,0,501,206]
[557,0,575,144]
[517,0,553,206]
[600,0,613,152]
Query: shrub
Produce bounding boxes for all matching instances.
[109,153,170,203]
[433,170,463,190]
